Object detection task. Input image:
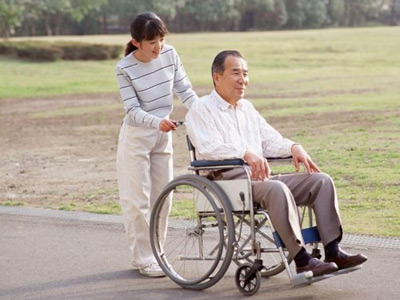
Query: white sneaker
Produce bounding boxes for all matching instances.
[131,262,139,270]
[139,263,165,278]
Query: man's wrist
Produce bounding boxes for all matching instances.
[291,143,300,153]
[241,149,248,160]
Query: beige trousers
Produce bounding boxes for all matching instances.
[116,123,172,266]
[219,169,342,258]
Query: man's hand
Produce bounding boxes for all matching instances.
[244,150,271,181]
[159,119,177,132]
[291,144,320,174]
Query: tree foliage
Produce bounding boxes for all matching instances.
[1,0,399,37]
[0,0,24,38]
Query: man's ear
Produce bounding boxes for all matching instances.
[131,38,140,48]
[213,72,220,87]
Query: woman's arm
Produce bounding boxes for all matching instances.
[172,49,198,109]
[116,66,162,129]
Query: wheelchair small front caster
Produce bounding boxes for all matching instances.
[235,263,261,296]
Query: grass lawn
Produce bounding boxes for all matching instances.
[1,27,399,237]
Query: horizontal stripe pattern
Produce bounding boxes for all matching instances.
[115,44,198,129]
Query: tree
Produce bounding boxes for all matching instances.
[236,0,271,30]
[302,0,328,28]
[19,0,46,36]
[376,0,400,25]
[21,0,107,36]
[327,0,345,26]
[0,0,23,38]
[261,0,288,30]
[343,0,375,27]
[284,0,306,29]
[151,0,183,21]
[179,0,240,31]
[388,0,400,25]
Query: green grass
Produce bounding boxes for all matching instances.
[2,27,400,237]
[2,27,399,98]
[58,201,121,215]
[2,201,25,207]
[57,188,121,215]
[82,202,121,215]
[0,57,117,98]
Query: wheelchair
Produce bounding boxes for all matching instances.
[150,135,360,296]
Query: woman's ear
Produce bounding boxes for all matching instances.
[131,38,140,49]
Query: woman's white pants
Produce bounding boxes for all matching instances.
[116,123,172,266]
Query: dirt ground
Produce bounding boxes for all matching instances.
[0,91,386,212]
[0,93,191,211]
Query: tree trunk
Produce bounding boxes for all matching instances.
[54,12,62,35]
[175,5,182,32]
[102,11,108,34]
[44,14,53,36]
[390,1,399,25]
[28,21,36,36]
[2,27,10,39]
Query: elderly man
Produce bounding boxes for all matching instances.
[185,50,367,276]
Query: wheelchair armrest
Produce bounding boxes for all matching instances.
[190,157,291,168]
[190,159,244,168]
[265,156,293,163]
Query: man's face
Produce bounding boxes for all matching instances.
[213,55,249,105]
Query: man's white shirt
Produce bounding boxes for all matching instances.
[185,89,295,161]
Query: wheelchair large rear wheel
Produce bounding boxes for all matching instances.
[150,174,235,290]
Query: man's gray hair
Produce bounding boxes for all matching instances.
[211,50,244,86]
[211,50,244,75]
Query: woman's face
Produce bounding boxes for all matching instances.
[132,35,165,62]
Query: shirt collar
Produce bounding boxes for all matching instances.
[212,89,244,111]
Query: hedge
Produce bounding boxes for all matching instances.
[0,41,123,61]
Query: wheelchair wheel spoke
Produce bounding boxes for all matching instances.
[150,175,234,290]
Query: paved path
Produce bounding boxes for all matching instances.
[1,207,399,300]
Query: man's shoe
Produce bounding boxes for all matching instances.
[296,258,338,277]
[325,250,367,270]
[139,262,166,278]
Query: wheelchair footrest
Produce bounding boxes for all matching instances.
[292,265,362,287]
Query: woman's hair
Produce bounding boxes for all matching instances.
[125,12,168,56]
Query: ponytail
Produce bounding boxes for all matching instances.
[125,41,137,56]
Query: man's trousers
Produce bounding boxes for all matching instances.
[218,169,342,258]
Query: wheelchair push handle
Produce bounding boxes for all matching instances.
[173,121,184,127]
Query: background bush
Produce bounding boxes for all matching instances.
[0,41,16,54]
[15,44,63,61]
[0,41,123,61]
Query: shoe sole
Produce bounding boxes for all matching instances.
[325,256,368,271]
[331,258,367,270]
[313,266,338,277]
[139,270,166,278]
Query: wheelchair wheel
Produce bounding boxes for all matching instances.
[232,214,292,277]
[235,263,261,296]
[150,174,235,290]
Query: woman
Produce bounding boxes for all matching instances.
[115,12,198,277]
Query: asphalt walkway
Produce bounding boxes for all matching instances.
[1,206,399,300]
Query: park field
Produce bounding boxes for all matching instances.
[1,26,399,237]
